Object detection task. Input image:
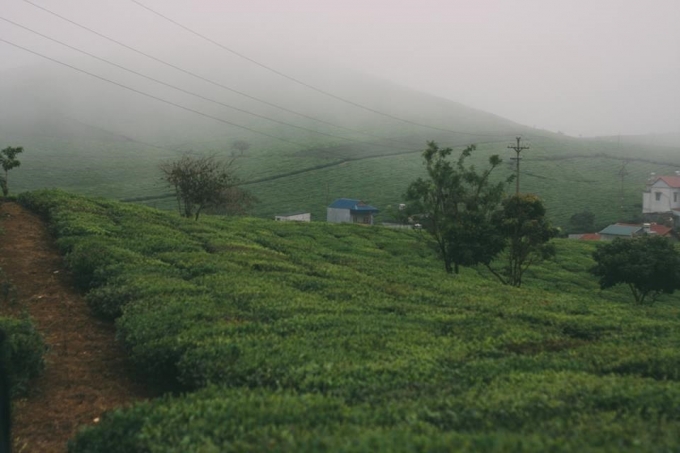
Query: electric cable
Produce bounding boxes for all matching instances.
[20,0,433,148]
[1,16,421,150]
[0,38,305,146]
[129,0,533,139]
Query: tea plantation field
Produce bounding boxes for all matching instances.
[18,190,680,452]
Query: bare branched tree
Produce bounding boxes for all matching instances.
[160,153,255,220]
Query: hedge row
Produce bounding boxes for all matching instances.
[69,374,680,453]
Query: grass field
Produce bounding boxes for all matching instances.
[18,190,680,452]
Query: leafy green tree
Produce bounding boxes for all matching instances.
[591,235,680,304]
[384,203,410,225]
[160,153,254,221]
[568,209,595,233]
[405,141,510,274]
[488,194,558,287]
[0,146,23,197]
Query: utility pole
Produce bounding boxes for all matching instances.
[508,136,530,195]
[618,159,629,217]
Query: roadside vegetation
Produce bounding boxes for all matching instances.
[0,220,45,398]
[15,190,680,452]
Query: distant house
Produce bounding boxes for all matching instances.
[599,224,643,240]
[643,175,680,215]
[274,212,311,222]
[327,198,379,225]
[598,223,676,241]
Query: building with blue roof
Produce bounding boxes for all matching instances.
[327,198,379,225]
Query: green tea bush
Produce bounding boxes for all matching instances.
[69,382,680,453]
[86,267,200,320]
[0,316,45,396]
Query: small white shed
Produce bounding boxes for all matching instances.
[274,212,311,222]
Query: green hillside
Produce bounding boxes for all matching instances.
[2,65,679,229]
[18,190,680,452]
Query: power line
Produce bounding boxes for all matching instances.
[129,0,523,139]
[20,0,426,149]
[0,38,304,146]
[61,116,180,153]
[2,16,417,150]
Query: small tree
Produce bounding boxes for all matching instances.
[591,236,680,304]
[488,194,557,287]
[405,141,511,274]
[0,146,23,197]
[160,153,254,221]
[231,140,251,156]
[568,209,595,233]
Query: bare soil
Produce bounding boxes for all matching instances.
[0,201,150,452]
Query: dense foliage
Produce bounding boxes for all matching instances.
[405,142,510,274]
[16,190,680,452]
[0,316,45,396]
[490,194,558,287]
[591,235,680,304]
[568,209,596,234]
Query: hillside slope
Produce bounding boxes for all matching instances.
[17,190,680,452]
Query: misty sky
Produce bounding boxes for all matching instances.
[1,0,679,137]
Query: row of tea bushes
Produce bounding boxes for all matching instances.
[69,373,680,453]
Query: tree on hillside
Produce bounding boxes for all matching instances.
[590,235,680,304]
[405,141,511,274]
[160,153,255,221]
[231,140,251,156]
[568,209,595,233]
[0,146,23,197]
[487,194,558,287]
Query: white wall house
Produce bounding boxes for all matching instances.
[327,198,379,225]
[642,176,680,214]
[274,212,311,222]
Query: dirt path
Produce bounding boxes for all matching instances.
[0,201,149,452]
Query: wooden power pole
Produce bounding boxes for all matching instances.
[508,136,530,195]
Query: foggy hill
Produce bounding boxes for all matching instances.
[594,133,680,150]
[0,56,533,152]
[13,54,676,231]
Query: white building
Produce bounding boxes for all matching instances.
[642,175,680,214]
[274,212,311,222]
[327,198,379,225]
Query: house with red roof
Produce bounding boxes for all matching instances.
[598,222,676,241]
[643,175,680,215]
[570,223,676,241]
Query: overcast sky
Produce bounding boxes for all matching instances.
[1,0,679,137]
